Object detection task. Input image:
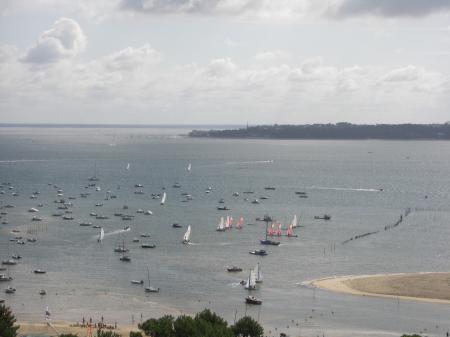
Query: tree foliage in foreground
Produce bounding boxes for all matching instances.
[139,309,263,337]
[232,316,263,337]
[97,329,122,337]
[130,331,143,337]
[0,305,19,337]
[59,334,78,337]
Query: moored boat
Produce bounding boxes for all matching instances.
[245,296,262,305]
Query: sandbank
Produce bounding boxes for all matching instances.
[310,272,450,304]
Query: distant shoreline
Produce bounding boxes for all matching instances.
[189,123,450,140]
[310,272,450,304]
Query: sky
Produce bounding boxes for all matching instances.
[0,0,449,125]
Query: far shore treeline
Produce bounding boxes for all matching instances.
[189,123,450,140]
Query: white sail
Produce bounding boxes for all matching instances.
[217,217,224,231]
[183,225,191,243]
[126,163,130,170]
[187,163,191,171]
[98,227,104,242]
[245,269,256,290]
[255,263,263,283]
[225,216,230,229]
[160,192,166,205]
[291,214,298,228]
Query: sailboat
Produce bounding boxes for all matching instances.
[145,267,159,293]
[254,263,263,283]
[187,163,191,172]
[182,225,191,244]
[216,217,225,232]
[114,239,129,253]
[126,163,130,171]
[89,163,100,182]
[244,269,257,290]
[160,192,166,205]
[291,214,298,228]
[97,227,104,243]
[260,217,280,246]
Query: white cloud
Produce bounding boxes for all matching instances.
[21,18,86,64]
[381,65,421,82]
[1,41,448,123]
[102,44,162,71]
[204,58,237,78]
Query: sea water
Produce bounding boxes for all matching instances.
[1,126,450,337]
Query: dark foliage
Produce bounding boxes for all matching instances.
[232,316,263,337]
[0,305,19,337]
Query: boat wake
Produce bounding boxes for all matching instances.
[97,227,131,239]
[225,160,274,165]
[0,159,50,163]
[308,186,382,192]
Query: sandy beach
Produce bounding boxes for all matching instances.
[310,272,450,304]
[18,321,137,337]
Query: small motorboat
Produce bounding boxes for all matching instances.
[5,286,16,294]
[34,269,47,274]
[217,206,230,211]
[227,266,243,272]
[131,280,144,285]
[0,274,12,282]
[251,199,260,204]
[39,289,46,295]
[260,239,280,246]
[120,255,131,262]
[11,254,22,260]
[314,214,331,220]
[264,186,276,190]
[140,233,151,238]
[132,238,140,243]
[141,243,156,249]
[80,222,92,226]
[245,296,262,305]
[2,259,17,265]
[172,223,182,228]
[27,238,37,242]
[249,249,268,256]
[145,286,160,293]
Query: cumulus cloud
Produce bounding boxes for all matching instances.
[381,65,422,82]
[102,44,162,71]
[204,58,237,77]
[21,17,86,64]
[331,0,450,18]
[1,43,448,123]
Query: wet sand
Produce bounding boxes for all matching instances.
[311,272,450,304]
[18,321,136,337]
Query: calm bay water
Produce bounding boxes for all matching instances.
[1,127,450,337]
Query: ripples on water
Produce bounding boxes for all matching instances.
[1,127,450,337]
